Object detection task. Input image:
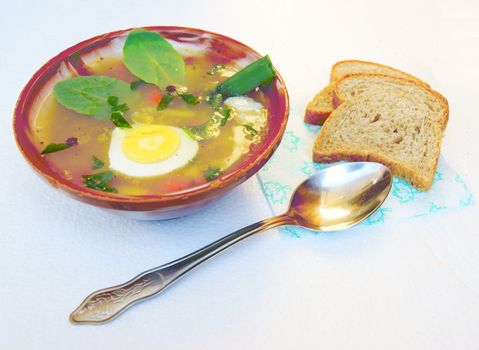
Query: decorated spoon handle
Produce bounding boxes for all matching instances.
[70,214,293,324]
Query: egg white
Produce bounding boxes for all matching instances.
[224,96,267,127]
[108,126,198,177]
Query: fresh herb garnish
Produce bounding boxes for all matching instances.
[54,76,131,118]
[108,95,131,128]
[157,93,175,110]
[179,93,200,105]
[206,93,231,126]
[157,90,200,110]
[130,79,146,90]
[41,137,78,155]
[219,108,231,126]
[183,112,224,141]
[208,92,223,109]
[207,64,225,76]
[111,112,131,128]
[91,156,105,170]
[204,167,222,181]
[82,171,117,193]
[123,30,186,89]
[243,124,258,136]
[216,55,276,98]
[107,96,119,106]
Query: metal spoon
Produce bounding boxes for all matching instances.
[70,162,392,324]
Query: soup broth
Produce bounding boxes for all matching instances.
[33,50,272,196]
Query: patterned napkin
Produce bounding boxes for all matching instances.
[257,106,475,237]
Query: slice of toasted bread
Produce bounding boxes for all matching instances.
[304,60,428,125]
[304,85,334,125]
[330,60,429,86]
[313,74,448,191]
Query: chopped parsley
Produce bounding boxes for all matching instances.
[41,137,78,155]
[82,171,117,193]
[219,107,231,126]
[179,93,200,105]
[208,92,223,109]
[157,93,174,110]
[111,112,131,128]
[204,167,222,181]
[158,90,200,110]
[207,64,225,76]
[207,92,231,126]
[108,96,131,128]
[243,124,258,136]
[91,156,105,170]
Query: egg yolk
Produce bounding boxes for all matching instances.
[122,125,180,163]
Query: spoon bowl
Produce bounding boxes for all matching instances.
[289,162,392,230]
[71,162,392,324]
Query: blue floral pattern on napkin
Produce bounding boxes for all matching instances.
[258,107,474,237]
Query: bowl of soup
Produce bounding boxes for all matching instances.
[14,26,289,220]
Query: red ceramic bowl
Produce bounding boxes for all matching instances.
[13,26,289,220]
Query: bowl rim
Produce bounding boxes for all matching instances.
[13,25,289,206]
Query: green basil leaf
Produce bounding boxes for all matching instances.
[82,171,117,192]
[54,76,131,118]
[123,30,186,89]
[91,156,105,170]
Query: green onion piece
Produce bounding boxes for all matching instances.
[204,167,222,181]
[91,156,105,170]
[216,55,276,97]
[82,171,117,193]
[157,93,174,110]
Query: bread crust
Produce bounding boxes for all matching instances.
[303,84,334,125]
[304,108,331,125]
[306,60,430,126]
[330,59,430,87]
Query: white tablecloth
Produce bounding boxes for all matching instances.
[1,0,478,349]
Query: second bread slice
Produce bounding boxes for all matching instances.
[304,60,428,125]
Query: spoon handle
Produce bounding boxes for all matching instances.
[70,213,293,324]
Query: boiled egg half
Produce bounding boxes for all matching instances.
[109,124,198,177]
